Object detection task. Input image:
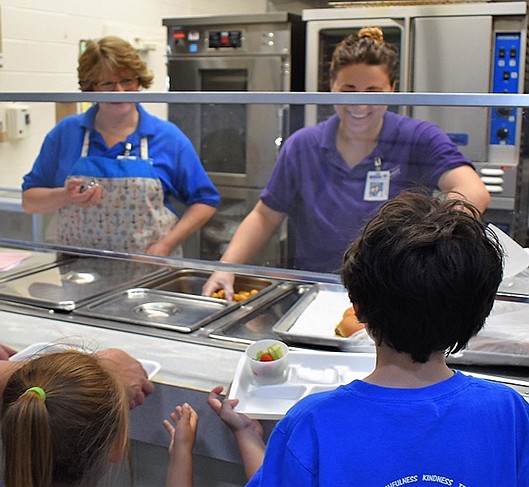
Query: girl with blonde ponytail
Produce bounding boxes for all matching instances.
[2,350,128,487]
[2,349,199,487]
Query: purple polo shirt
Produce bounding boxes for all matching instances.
[261,112,473,273]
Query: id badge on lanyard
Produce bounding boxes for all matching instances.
[364,157,390,201]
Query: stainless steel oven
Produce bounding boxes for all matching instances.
[163,13,305,265]
[303,2,528,240]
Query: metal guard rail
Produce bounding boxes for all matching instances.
[1,91,529,107]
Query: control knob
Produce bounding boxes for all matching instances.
[496,127,509,141]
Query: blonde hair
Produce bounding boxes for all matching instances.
[329,26,399,85]
[78,35,154,91]
[1,350,129,487]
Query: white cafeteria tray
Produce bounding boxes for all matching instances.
[9,342,161,380]
[229,350,376,420]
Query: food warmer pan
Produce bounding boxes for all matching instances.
[0,256,169,311]
[208,282,313,344]
[74,269,279,333]
[142,269,278,300]
[74,288,230,333]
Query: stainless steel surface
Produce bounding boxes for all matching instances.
[164,15,304,189]
[1,242,529,401]
[207,282,308,344]
[74,288,228,333]
[0,256,169,311]
[164,15,305,267]
[115,269,295,335]
[143,268,277,296]
[167,59,286,189]
[0,248,70,283]
[163,12,300,28]
[272,283,349,348]
[303,2,526,21]
[3,91,529,106]
[164,14,300,58]
[412,15,492,163]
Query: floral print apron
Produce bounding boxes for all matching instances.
[58,130,179,255]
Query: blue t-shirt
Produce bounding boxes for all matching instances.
[22,103,219,215]
[248,371,529,486]
[261,112,473,272]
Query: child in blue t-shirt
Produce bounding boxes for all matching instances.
[208,190,529,486]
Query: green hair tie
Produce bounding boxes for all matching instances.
[25,386,46,402]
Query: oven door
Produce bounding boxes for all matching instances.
[411,16,493,163]
[168,56,287,188]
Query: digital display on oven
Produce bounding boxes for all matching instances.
[209,30,242,48]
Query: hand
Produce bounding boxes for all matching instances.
[209,385,265,480]
[96,348,154,409]
[163,403,199,455]
[202,272,236,301]
[207,385,264,437]
[0,343,16,361]
[64,177,104,208]
[145,240,174,257]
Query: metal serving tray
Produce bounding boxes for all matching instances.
[272,283,355,348]
[143,269,277,297]
[0,256,169,311]
[74,288,229,333]
[208,283,312,344]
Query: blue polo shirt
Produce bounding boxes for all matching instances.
[261,112,473,272]
[22,103,219,215]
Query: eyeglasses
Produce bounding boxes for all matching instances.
[93,76,139,91]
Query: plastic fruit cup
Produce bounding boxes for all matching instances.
[246,339,289,385]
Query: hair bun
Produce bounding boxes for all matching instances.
[358,27,384,45]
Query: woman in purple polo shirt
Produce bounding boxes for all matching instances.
[203,27,490,297]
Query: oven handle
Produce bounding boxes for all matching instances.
[276,104,290,152]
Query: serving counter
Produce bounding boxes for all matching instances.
[2,241,529,485]
[0,241,346,485]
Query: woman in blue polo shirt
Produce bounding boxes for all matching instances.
[203,27,490,297]
[22,36,219,257]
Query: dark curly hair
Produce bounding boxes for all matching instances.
[342,190,504,363]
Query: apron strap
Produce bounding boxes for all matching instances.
[81,129,90,157]
[82,128,149,159]
[140,137,149,160]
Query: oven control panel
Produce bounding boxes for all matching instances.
[490,32,522,147]
[166,24,291,56]
[208,30,243,49]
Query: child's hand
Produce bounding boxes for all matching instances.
[207,385,264,438]
[208,385,266,480]
[163,403,198,454]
